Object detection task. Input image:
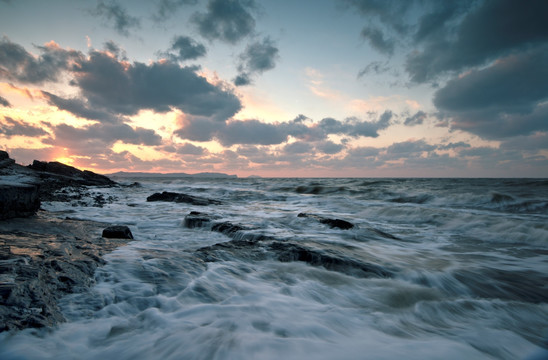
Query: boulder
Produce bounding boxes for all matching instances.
[0,183,40,220]
[183,211,216,228]
[102,226,134,239]
[297,213,355,230]
[147,191,221,206]
[0,150,15,168]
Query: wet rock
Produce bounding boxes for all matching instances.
[0,183,40,220]
[183,211,216,228]
[0,215,131,331]
[268,242,392,278]
[147,191,221,206]
[188,213,391,278]
[102,225,134,239]
[0,151,15,169]
[28,161,115,187]
[297,213,355,230]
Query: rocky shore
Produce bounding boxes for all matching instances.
[0,151,131,331]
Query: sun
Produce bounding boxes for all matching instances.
[53,157,74,165]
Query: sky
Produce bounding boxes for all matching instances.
[0,0,547,177]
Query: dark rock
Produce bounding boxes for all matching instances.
[211,222,247,236]
[268,242,392,278]
[0,183,41,220]
[147,191,221,206]
[28,160,116,187]
[187,213,391,278]
[297,213,355,230]
[0,215,131,331]
[102,226,134,239]
[184,211,215,228]
[0,151,15,169]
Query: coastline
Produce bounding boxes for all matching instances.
[0,152,130,332]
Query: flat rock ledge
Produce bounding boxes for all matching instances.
[0,212,131,332]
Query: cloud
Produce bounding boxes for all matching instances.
[71,49,241,121]
[319,110,392,138]
[343,0,412,34]
[40,91,121,123]
[0,116,48,137]
[217,119,288,146]
[406,0,548,83]
[234,36,279,86]
[284,141,312,155]
[357,61,390,78]
[0,95,10,107]
[404,110,426,126]
[434,46,548,138]
[192,0,256,44]
[43,122,162,156]
[154,0,198,21]
[500,132,548,151]
[0,37,82,84]
[175,111,394,147]
[176,142,205,155]
[233,73,251,86]
[437,142,471,150]
[385,139,436,158]
[91,0,140,36]
[316,141,344,155]
[361,27,394,55]
[162,36,207,62]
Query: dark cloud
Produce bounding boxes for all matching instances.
[406,0,548,83]
[0,117,48,137]
[385,139,436,157]
[284,141,312,155]
[175,112,394,146]
[162,36,207,62]
[71,49,241,121]
[103,41,127,60]
[43,123,162,156]
[434,47,548,138]
[343,0,412,34]
[357,61,390,78]
[91,0,140,36]
[173,117,218,142]
[413,1,472,44]
[155,0,198,21]
[316,141,344,155]
[192,0,256,44]
[319,111,392,138]
[361,27,394,55]
[500,133,548,151]
[176,142,206,155]
[0,95,10,107]
[40,91,120,123]
[235,36,279,86]
[437,142,471,150]
[239,37,278,73]
[0,37,82,84]
[217,119,287,146]
[404,110,426,126]
[233,73,251,86]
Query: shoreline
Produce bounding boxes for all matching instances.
[0,151,130,332]
[0,210,131,332]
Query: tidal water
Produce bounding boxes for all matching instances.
[1,178,547,359]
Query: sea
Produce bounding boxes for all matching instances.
[1,177,547,360]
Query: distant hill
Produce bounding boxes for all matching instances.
[107,171,238,179]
